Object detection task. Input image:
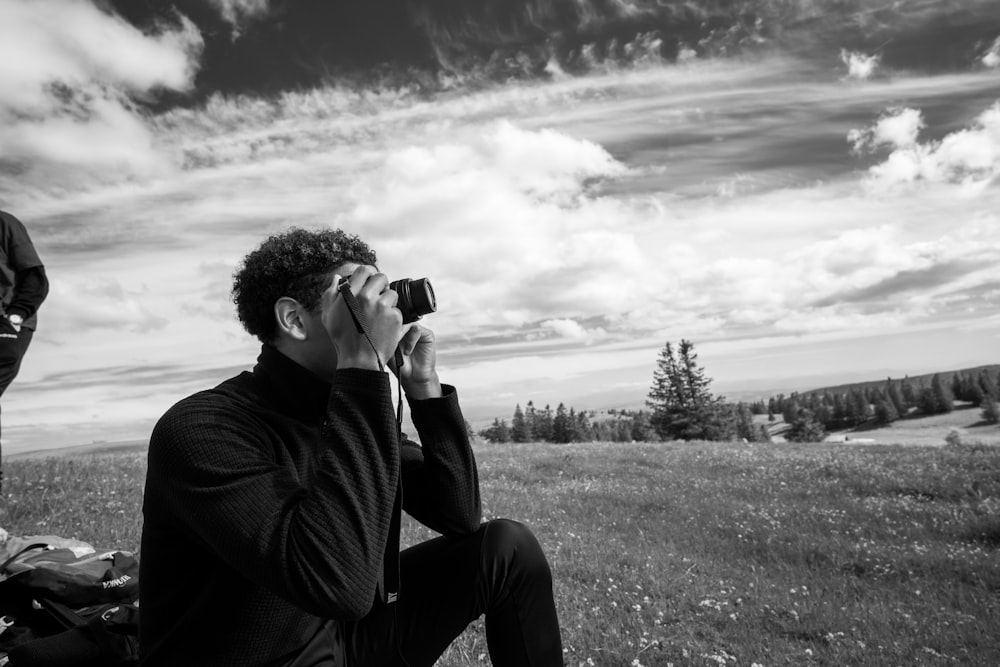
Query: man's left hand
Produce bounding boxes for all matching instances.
[392,324,442,400]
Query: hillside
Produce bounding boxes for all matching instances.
[797,364,1000,399]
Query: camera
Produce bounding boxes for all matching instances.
[389,277,436,323]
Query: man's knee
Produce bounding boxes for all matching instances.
[481,519,552,584]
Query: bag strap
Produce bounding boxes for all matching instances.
[0,543,49,574]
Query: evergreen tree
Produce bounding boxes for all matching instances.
[848,388,872,425]
[575,409,592,442]
[535,404,554,442]
[901,376,917,408]
[646,339,726,441]
[832,393,848,429]
[982,395,1000,424]
[917,386,938,415]
[733,402,757,442]
[932,373,954,413]
[874,398,899,425]
[511,404,530,442]
[630,410,655,441]
[951,373,965,402]
[647,341,681,438]
[969,382,985,408]
[525,401,537,437]
[478,418,510,443]
[782,396,800,425]
[886,379,906,417]
[785,410,827,443]
[552,403,572,443]
[978,369,999,401]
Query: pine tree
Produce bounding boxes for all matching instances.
[982,395,1000,424]
[646,339,726,441]
[478,418,510,443]
[886,379,906,417]
[848,388,872,425]
[951,373,965,402]
[630,410,654,441]
[782,396,800,425]
[552,403,572,443]
[874,398,899,425]
[511,404,530,442]
[785,410,827,442]
[901,376,917,408]
[932,373,954,413]
[647,341,680,438]
[535,405,554,442]
[575,409,591,442]
[733,402,757,442]
[978,369,999,401]
[525,401,537,438]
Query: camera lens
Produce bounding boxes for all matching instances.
[389,277,436,323]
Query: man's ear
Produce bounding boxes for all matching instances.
[274,297,309,341]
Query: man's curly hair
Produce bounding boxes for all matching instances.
[232,227,377,343]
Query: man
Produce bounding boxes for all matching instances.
[0,210,49,493]
[139,228,563,666]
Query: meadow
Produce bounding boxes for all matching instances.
[2,437,999,666]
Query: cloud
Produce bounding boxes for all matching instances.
[982,37,1000,69]
[43,278,168,334]
[849,102,1000,189]
[540,318,608,342]
[849,107,924,151]
[0,0,202,191]
[209,0,271,31]
[840,49,880,80]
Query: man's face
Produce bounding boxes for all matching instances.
[296,262,363,381]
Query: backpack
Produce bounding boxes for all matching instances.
[0,538,140,666]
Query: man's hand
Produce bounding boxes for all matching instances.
[0,315,20,338]
[321,267,404,370]
[392,323,442,399]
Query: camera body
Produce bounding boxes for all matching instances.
[389,277,436,323]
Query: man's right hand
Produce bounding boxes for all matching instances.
[321,266,404,370]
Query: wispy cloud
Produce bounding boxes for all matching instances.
[0,0,202,198]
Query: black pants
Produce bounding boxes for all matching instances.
[0,326,33,489]
[345,519,564,667]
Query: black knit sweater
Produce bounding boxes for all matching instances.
[139,345,481,666]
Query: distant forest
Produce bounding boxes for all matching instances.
[477,349,1000,444]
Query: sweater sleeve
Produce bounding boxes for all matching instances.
[146,369,399,620]
[6,266,48,319]
[400,384,482,536]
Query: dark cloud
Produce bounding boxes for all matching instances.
[812,259,992,308]
[99,0,1000,108]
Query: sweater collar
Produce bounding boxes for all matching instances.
[253,344,331,423]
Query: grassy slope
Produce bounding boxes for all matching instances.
[4,439,1000,666]
[759,403,1000,446]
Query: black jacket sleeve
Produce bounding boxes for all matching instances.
[400,385,482,536]
[7,266,48,319]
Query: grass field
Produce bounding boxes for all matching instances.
[3,437,1000,666]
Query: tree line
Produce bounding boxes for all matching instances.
[478,339,769,444]
[768,368,1000,442]
[477,340,999,444]
[477,401,658,443]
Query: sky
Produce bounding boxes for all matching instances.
[1,0,999,453]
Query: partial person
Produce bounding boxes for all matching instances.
[0,210,49,493]
[139,228,564,666]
